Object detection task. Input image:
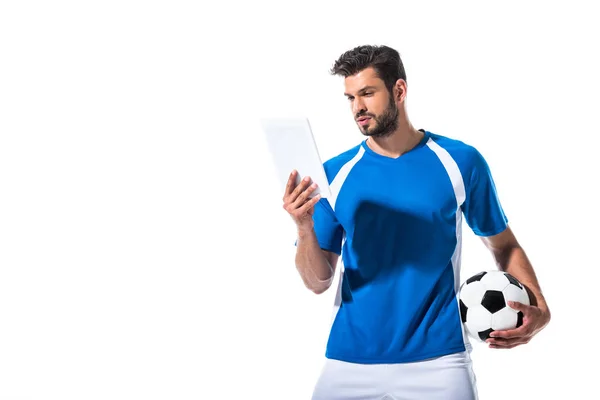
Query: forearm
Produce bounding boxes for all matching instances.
[497,245,549,314]
[295,228,335,294]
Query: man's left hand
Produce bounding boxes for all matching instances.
[486,301,550,349]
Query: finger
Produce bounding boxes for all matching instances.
[487,336,530,349]
[507,301,533,313]
[291,182,318,209]
[292,175,311,197]
[283,170,298,198]
[298,193,321,214]
[489,342,521,349]
[284,177,309,207]
[489,325,528,339]
[288,176,312,205]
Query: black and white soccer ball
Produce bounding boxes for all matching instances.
[459,270,530,342]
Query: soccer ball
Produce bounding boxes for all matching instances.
[458,270,530,342]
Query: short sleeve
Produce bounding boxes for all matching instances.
[295,198,344,255]
[461,149,508,236]
[312,198,344,254]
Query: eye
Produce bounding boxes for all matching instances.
[347,96,354,102]
[364,92,373,96]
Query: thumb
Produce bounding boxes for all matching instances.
[507,301,529,311]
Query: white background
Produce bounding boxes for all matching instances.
[1,1,598,399]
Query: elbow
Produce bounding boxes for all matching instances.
[309,284,330,295]
[300,275,332,295]
[296,263,333,295]
[301,277,331,295]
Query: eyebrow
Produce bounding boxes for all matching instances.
[344,86,378,97]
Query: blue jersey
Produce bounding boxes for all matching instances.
[309,130,507,364]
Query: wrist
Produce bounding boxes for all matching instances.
[297,224,315,238]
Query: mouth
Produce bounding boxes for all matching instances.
[357,117,371,126]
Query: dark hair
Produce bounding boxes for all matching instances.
[330,45,406,94]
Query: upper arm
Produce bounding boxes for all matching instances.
[461,148,508,237]
[481,225,517,249]
[312,198,344,255]
[322,250,340,272]
[480,225,520,262]
[314,198,342,275]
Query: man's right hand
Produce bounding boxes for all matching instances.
[282,170,321,231]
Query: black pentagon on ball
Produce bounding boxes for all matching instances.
[481,290,505,313]
[478,328,494,341]
[466,271,487,284]
[459,299,467,323]
[505,273,523,289]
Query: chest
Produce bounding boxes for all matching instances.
[333,157,460,232]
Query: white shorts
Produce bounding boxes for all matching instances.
[311,351,478,400]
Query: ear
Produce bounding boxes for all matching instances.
[394,79,407,102]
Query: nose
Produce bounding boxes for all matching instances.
[352,98,366,116]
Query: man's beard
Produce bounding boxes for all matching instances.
[357,96,399,138]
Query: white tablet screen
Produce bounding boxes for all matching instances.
[260,117,332,199]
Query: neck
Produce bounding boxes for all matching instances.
[366,116,424,158]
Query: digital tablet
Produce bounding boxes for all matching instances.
[260,117,332,199]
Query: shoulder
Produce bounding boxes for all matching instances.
[427,131,488,174]
[322,143,364,183]
[428,132,480,158]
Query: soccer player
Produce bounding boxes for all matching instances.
[282,45,551,400]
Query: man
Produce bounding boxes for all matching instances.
[282,45,550,400]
